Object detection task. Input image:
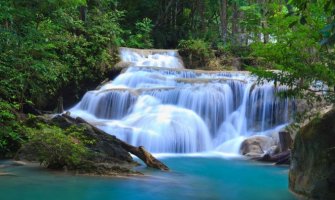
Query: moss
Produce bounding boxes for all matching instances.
[289,109,335,199]
[21,123,90,170]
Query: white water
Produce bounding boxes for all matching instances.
[69,48,294,154]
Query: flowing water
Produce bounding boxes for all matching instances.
[0,48,298,200]
[70,48,295,154]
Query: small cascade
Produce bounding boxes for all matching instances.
[69,48,295,154]
[120,47,184,68]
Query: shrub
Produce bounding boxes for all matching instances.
[127,18,154,48]
[178,39,214,68]
[0,100,25,158]
[23,124,90,169]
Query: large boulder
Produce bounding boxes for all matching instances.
[240,135,275,157]
[289,109,335,199]
[18,115,139,175]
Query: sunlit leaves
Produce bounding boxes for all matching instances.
[250,2,335,103]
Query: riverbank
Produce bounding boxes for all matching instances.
[0,159,142,178]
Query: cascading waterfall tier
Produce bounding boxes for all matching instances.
[69,48,295,154]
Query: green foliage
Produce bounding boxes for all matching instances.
[0,0,127,109]
[249,2,335,103]
[127,18,154,48]
[24,123,90,169]
[239,4,262,34]
[117,1,223,48]
[65,125,96,145]
[0,100,25,158]
[290,0,335,46]
[178,39,214,68]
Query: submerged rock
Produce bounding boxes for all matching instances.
[289,109,335,199]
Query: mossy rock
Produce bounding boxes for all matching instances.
[289,109,335,199]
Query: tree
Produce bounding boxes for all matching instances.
[0,0,125,109]
[219,0,228,44]
[249,1,335,103]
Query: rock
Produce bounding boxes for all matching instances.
[51,114,74,129]
[75,117,169,171]
[289,109,335,200]
[240,135,275,157]
[19,114,169,174]
[18,114,139,175]
[95,78,110,90]
[275,151,290,165]
[80,162,143,176]
[244,152,263,159]
[115,61,133,69]
[267,145,281,156]
[270,132,280,144]
[77,123,134,164]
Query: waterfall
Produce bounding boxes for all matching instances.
[69,47,295,154]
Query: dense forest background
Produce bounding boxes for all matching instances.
[0,0,335,159]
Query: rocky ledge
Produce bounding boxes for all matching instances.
[17,114,168,176]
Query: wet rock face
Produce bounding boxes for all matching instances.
[289,109,335,200]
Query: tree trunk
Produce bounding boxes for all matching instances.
[258,150,290,165]
[219,0,228,44]
[120,143,169,171]
[79,6,87,22]
[259,2,269,43]
[279,131,292,152]
[262,20,269,43]
[55,96,64,113]
[199,0,206,33]
[232,2,239,45]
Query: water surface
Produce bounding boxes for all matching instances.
[0,156,296,200]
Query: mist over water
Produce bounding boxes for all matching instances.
[69,48,295,154]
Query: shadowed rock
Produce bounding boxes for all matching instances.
[65,114,169,171]
[289,109,335,200]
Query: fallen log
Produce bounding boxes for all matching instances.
[258,150,291,165]
[120,143,169,171]
[61,114,169,171]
